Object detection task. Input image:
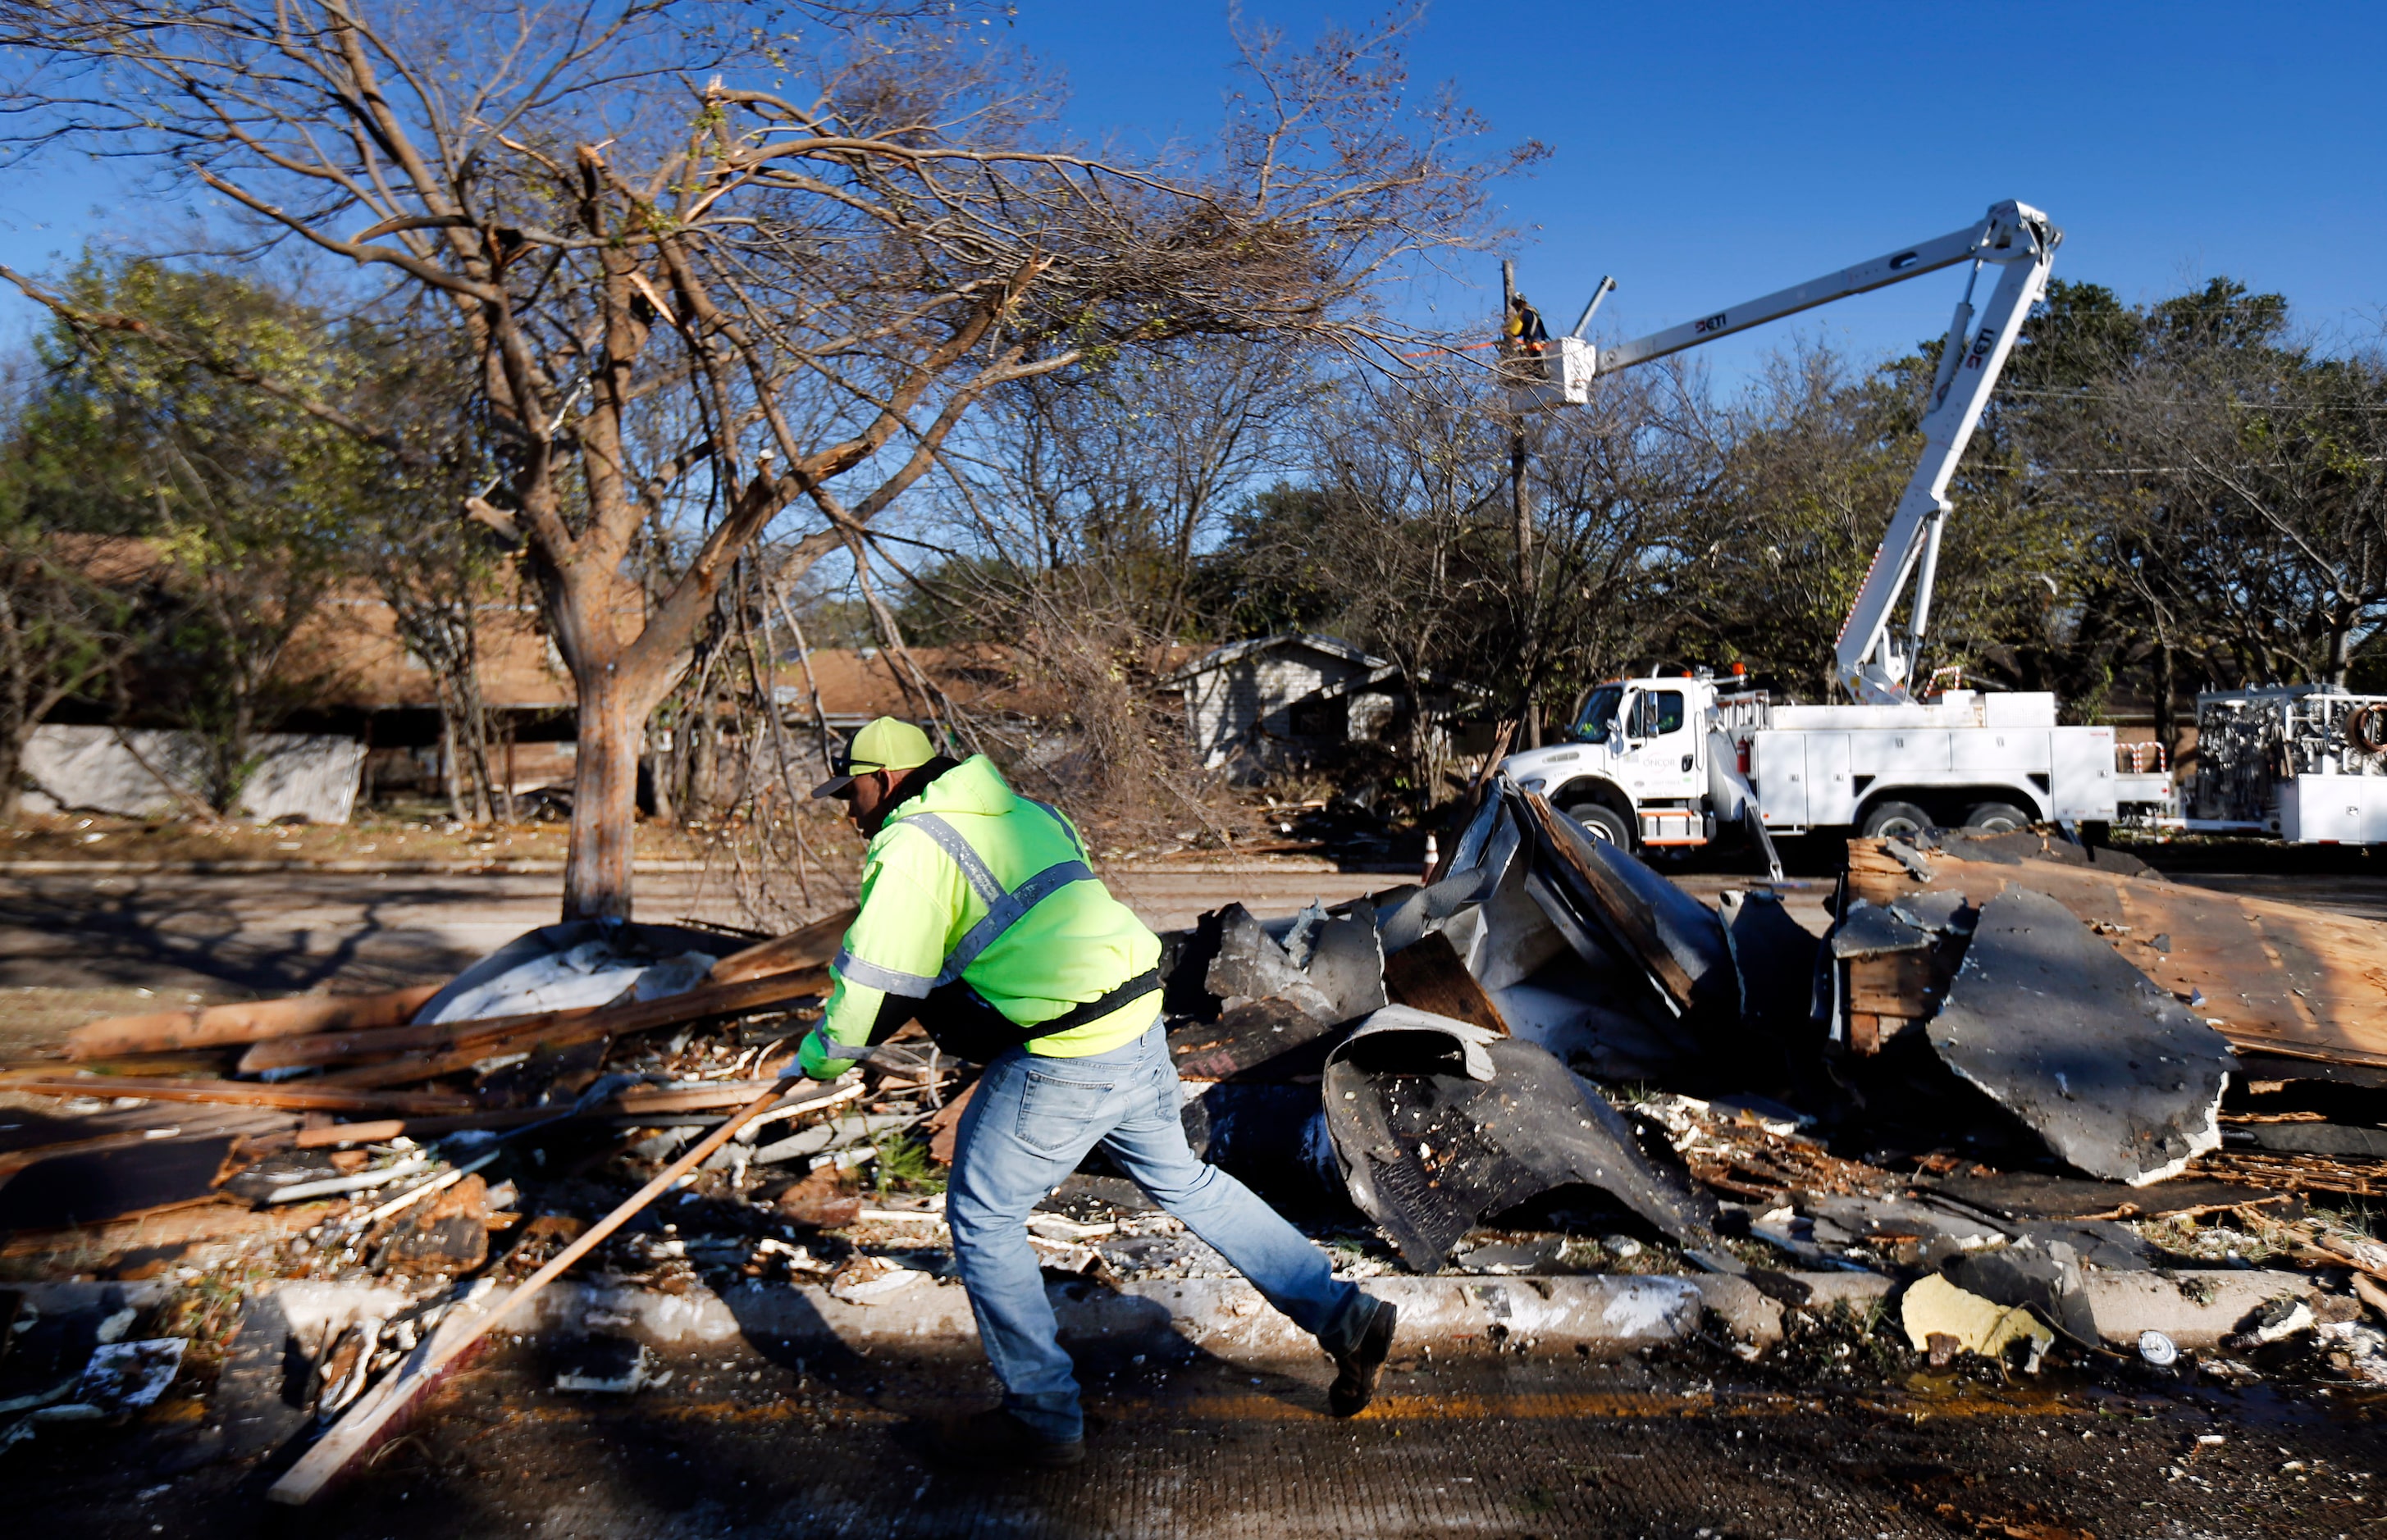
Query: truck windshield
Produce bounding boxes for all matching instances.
[1572,686,1625,745]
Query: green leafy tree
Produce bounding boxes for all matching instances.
[0,367,137,818]
[19,257,373,809]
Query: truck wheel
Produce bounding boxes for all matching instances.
[1566,803,1632,847]
[1859,800,1932,841]
[1960,801,2033,833]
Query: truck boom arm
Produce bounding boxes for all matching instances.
[1548,200,2061,704]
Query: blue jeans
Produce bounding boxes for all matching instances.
[946,1020,1374,1441]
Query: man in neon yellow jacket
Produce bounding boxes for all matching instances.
[801,718,1395,1469]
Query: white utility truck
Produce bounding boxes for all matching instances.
[2181,685,2387,844]
[1496,200,2175,852]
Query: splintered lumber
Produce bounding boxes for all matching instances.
[1846,838,2387,1072]
[611,1079,792,1116]
[240,967,830,1075]
[4,1075,471,1114]
[290,1108,576,1149]
[278,1079,818,1147]
[66,982,445,1060]
[268,1077,805,1506]
[705,906,856,986]
[1382,931,1509,1036]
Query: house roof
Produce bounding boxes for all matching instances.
[1166,631,1390,685]
[48,535,1066,722]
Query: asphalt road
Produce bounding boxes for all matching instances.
[18,1334,2382,1539]
[0,863,1394,1057]
[0,848,2375,1018]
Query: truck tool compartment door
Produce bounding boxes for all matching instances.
[1951,727,2051,775]
[1850,730,1949,786]
[1750,732,1806,828]
[2048,727,2118,821]
[1804,732,1855,826]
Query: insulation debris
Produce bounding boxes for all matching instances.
[1900,1273,2055,1372]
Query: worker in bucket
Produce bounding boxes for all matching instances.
[1506,292,1549,354]
[799,717,1397,1469]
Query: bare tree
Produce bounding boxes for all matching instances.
[1527,360,1727,709]
[936,339,1311,641]
[0,0,1531,918]
[2092,309,2387,690]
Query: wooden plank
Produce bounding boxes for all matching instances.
[240,967,830,1073]
[1518,795,1698,1001]
[5,1076,471,1115]
[268,1078,803,1506]
[1382,932,1509,1036]
[1847,841,2387,1071]
[304,977,825,1093]
[611,1079,791,1115]
[289,1108,573,1148]
[66,983,446,1059]
[1846,950,1936,1016]
[706,907,857,986]
[278,1079,825,1148]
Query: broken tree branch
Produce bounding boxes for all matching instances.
[68,983,447,1059]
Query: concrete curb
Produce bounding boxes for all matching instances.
[15,1267,2323,1364]
[535,1274,1721,1360]
[585,1269,2312,1356]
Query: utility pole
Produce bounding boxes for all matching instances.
[1501,257,1541,747]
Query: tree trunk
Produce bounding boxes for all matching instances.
[2154,637,2178,766]
[690,699,717,821]
[223,693,257,816]
[564,672,641,921]
[439,704,468,824]
[500,722,518,824]
[646,740,674,825]
[2325,615,2353,691]
[0,729,24,824]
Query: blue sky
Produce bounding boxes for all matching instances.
[2,1,2380,390]
[993,0,2387,385]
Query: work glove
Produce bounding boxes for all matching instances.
[797,1028,860,1082]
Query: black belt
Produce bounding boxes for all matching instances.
[879,967,1164,1064]
[1019,966,1163,1039]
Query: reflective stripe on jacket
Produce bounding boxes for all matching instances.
[808,755,1160,1068]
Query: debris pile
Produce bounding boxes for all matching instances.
[6,777,2387,1466]
[1150,781,2387,1371]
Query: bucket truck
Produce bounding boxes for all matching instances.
[1496,201,2177,850]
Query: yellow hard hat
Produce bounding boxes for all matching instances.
[810,717,936,799]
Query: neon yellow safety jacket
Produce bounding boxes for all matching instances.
[799,755,1162,1076]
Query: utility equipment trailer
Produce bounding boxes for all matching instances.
[2184,686,2387,844]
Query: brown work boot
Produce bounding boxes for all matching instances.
[926,1406,1086,1469]
[1329,1297,1398,1417]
